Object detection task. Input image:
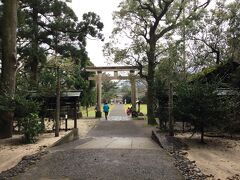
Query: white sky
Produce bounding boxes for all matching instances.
[68,0,121,66]
[67,0,230,67]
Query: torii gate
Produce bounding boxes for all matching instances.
[85,66,139,118]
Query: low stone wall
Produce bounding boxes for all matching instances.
[51,128,79,147]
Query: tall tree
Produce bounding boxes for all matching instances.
[187,0,228,69]
[105,0,210,124]
[0,0,18,138]
[17,0,103,87]
[0,4,3,67]
[226,0,240,64]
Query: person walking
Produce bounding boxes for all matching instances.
[103,102,110,120]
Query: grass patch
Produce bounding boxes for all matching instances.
[81,106,96,117]
[140,104,147,115]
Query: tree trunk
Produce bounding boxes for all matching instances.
[0,0,18,139]
[146,38,157,125]
[86,106,88,117]
[200,125,204,143]
[55,67,60,137]
[216,50,220,65]
[182,121,185,132]
[30,3,39,87]
[168,82,174,136]
[147,80,156,125]
[30,59,38,87]
[147,55,156,125]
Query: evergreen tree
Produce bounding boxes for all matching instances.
[18,0,103,87]
[0,0,18,138]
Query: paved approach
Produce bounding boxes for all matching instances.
[102,104,131,121]
[14,104,183,180]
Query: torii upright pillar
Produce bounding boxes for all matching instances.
[85,66,140,118]
[96,71,102,118]
[130,70,137,117]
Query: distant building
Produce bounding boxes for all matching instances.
[114,94,123,104]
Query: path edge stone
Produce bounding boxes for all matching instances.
[0,128,79,179]
[151,130,163,148]
[50,128,79,147]
[151,130,215,180]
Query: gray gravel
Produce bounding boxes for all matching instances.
[88,121,150,137]
[0,151,48,180]
[1,105,184,180]
[14,149,183,180]
[152,131,217,180]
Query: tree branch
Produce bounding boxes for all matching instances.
[136,60,147,79]
[137,0,158,18]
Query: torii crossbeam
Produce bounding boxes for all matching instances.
[85,66,139,118]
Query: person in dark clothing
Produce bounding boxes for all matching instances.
[103,102,110,120]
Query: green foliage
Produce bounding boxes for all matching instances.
[227,1,240,62]
[185,0,240,70]
[174,81,227,142]
[107,0,211,125]
[221,91,240,134]
[15,95,41,118]
[154,78,168,128]
[0,94,14,112]
[102,74,118,102]
[119,82,131,103]
[81,88,96,107]
[189,66,217,81]
[122,94,131,104]
[38,67,57,95]
[0,93,14,128]
[37,56,92,95]
[14,94,43,143]
[19,113,42,143]
[0,89,42,143]
[17,0,103,88]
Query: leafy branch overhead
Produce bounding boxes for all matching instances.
[105,0,211,125]
[17,0,104,85]
[108,0,210,66]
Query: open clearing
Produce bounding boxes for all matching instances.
[176,133,240,179]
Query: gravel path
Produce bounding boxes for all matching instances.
[5,105,183,180]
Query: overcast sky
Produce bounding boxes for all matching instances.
[68,0,121,66]
[67,0,224,67]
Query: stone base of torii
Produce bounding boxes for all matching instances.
[86,66,139,118]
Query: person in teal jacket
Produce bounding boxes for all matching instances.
[103,102,110,120]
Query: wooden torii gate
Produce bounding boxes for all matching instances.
[85,66,139,118]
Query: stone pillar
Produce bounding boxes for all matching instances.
[168,82,174,136]
[96,71,102,118]
[114,71,118,78]
[130,70,137,117]
[74,100,77,128]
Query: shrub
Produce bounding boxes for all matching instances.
[15,95,43,143]
[154,79,169,129]
[19,113,42,143]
